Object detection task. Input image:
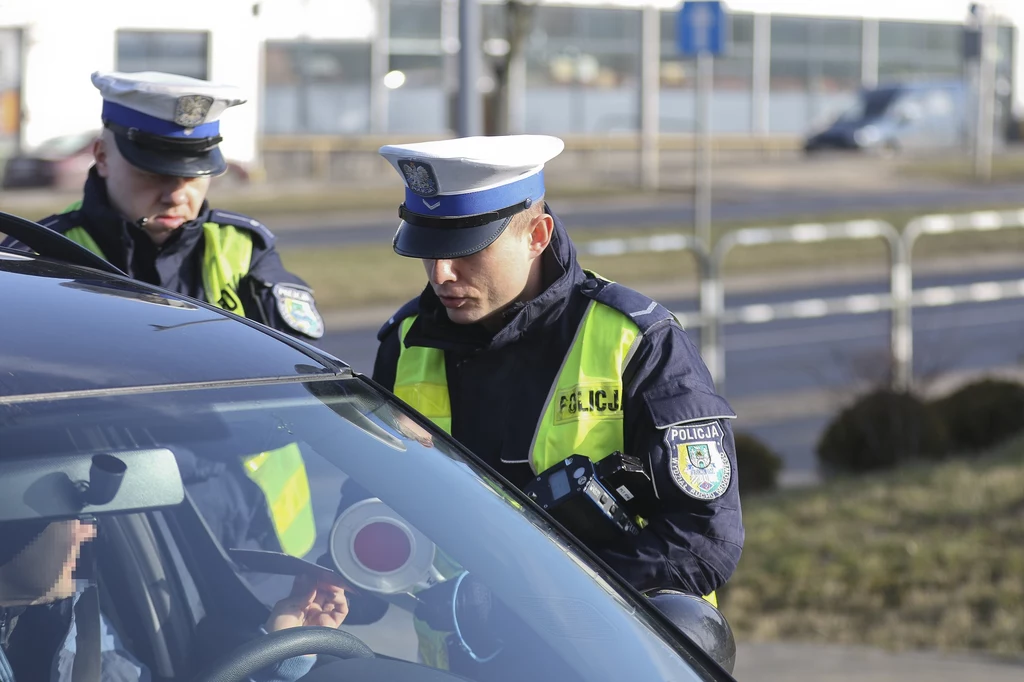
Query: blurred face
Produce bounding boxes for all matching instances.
[93,131,210,245]
[0,520,97,606]
[422,208,553,329]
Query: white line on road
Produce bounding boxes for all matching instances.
[919,286,957,307]
[791,299,830,318]
[724,299,1024,352]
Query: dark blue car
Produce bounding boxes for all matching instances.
[0,212,737,682]
[805,81,967,156]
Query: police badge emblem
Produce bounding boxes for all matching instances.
[272,284,325,339]
[666,421,732,500]
[687,444,712,469]
[174,94,214,128]
[398,159,439,197]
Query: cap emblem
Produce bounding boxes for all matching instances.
[399,159,439,197]
[174,95,214,128]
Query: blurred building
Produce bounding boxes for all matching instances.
[0,0,1019,166]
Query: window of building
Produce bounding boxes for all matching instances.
[659,11,754,90]
[878,20,962,80]
[519,5,642,133]
[767,16,862,133]
[263,41,372,134]
[116,31,210,80]
[526,6,641,90]
[769,16,862,93]
[657,11,754,133]
[389,0,443,43]
[386,53,448,133]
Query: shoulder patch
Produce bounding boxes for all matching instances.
[580,278,677,334]
[209,209,276,248]
[273,283,325,339]
[665,420,732,500]
[377,298,420,342]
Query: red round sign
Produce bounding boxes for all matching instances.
[352,521,412,573]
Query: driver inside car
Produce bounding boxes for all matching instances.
[0,518,349,682]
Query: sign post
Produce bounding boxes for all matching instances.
[677,1,728,249]
[678,1,728,382]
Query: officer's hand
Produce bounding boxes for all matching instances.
[265,573,349,631]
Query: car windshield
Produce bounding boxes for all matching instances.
[837,88,900,123]
[0,374,712,682]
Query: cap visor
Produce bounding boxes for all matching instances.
[393,216,513,260]
[113,134,227,178]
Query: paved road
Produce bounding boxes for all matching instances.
[314,265,1024,482]
[270,182,1024,248]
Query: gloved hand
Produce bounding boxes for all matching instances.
[414,572,503,662]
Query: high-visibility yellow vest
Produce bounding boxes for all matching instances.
[394,298,635,474]
[393,286,717,667]
[61,207,316,558]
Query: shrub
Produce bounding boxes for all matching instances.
[816,389,950,474]
[930,378,1024,454]
[733,432,783,495]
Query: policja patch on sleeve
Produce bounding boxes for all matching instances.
[273,283,325,339]
[666,421,732,500]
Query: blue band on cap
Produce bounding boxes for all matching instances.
[101,101,220,138]
[404,170,545,217]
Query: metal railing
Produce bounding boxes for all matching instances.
[704,219,903,390]
[576,208,1024,395]
[897,208,1024,391]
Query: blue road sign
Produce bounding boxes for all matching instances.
[677,1,728,57]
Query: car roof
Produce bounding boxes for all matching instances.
[0,248,346,401]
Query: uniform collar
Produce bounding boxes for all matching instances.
[407,206,586,353]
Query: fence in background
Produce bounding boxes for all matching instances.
[576,207,1024,396]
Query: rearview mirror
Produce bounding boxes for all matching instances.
[0,449,184,523]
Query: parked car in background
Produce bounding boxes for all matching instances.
[1,129,251,190]
[804,80,969,156]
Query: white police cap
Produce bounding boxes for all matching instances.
[92,70,247,177]
[379,135,565,259]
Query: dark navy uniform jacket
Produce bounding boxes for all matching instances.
[372,207,744,596]
[1,168,321,342]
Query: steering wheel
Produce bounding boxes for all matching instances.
[194,626,374,682]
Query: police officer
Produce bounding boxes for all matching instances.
[1,71,322,560]
[370,135,744,671]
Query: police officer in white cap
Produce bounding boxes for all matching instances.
[6,70,325,343]
[0,71,325,568]
[366,135,744,675]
